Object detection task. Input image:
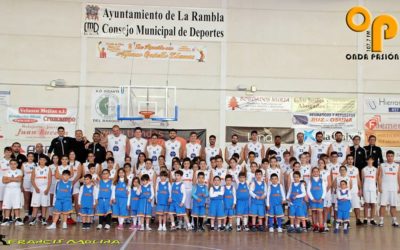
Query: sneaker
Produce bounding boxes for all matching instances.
[319,227,325,233]
[236,225,241,232]
[258,225,264,232]
[29,218,37,226]
[244,225,250,232]
[139,225,145,231]
[67,217,76,225]
[146,226,152,231]
[62,222,67,229]
[344,228,349,234]
[356,219,363,226]
[170,226,176,231]
[117,225,123,230]
[158,225,163,231]
[296,227,302,233]
[15,218,24,226]
[1,219,10,226]
[186,225,193,231]
[47,216,53,223]
[218,226,225,231]
[378,222,384,227]
[277,227,283,233]
[104,224,110,230]
[324,227,330,232]
[334,228,339,234]
[313,225,319,232]
[176,224,182,230]
[287,226,295,233]
[370,220,377,226]
[97,224,103,230]
[41,218,47,226]
[302,227,308,233]
[250,226,257,232]
[162,225,167,231]
[269,227,274,233]
[23,215,30,223]
[363,219,368,225]
[392,222,399,227]
[46,223,56,230]
[227,226,233,231]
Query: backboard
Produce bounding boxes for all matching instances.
[117,85,178,122]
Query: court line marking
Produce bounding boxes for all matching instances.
[287,234,321,250]
[132,242,223,250]
[120,229,137,250]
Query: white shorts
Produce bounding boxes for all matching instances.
[31,189,50,207]
[23,180,32,192]
[351,193,361,209]
[73,182,80,195]
[2,188,22,209]
[324,192,332,208]
[380,191,398,207]
[0,186,5,201]
[363,190,377,204]
[184,189,192,209]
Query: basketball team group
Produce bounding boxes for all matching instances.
[0,125,399,235]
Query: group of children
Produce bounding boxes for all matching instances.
[0,145,399,236]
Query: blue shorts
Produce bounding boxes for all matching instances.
[138,199,152,217]
[156,204,169,214]
[267,204,284,217]
[192,205,206,217]
[250,203,265,218]
[96,198,112,215]
[79,207,94,216]
[112,197,129,217]
[208,200,225,218]
[309,199,324,210]
[225,208,235,217]
[54,199,73,214]
[169,201,186,216]
[289,204,306,218]
[337,209,350,221]
[236,200,249,216]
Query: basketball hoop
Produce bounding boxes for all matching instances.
[139,110,155,119]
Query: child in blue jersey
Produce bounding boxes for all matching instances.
[168,170,192,231]
[78,174,98,230]
[156,170,171,231]
[335,180,351,234]
[46,170,73,230]
[267,173,286,233]
[96,169,113,230]
[286,171,306,233]
[111,168,130,230]
[209,176,225,231]
[236,172,250,232]
[223,174,236,231]
[192,172,209,232]
[129,177,141,230]
[307,167,326,233]
[250,169,267,232]
[138,174,154,231]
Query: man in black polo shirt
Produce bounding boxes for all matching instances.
[10,142,27,169]
[350,135,366,172]
[48,126,75,158]
[33,143,50,166]
[73,129,90,163]
[364,135,384,168]
[86,132,106,164]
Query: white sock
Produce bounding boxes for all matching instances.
[344,222,348,230]
[218,223,221,227]
[392,217,398,223]
[296,224,300,228]
[187,222,191,227]
[146,223,150,228]
[380,217,384,223]
[118,218,124,225]
[236,218,241,226]
[244,217,248,226]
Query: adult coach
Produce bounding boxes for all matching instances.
[10,142,27,169]
[48,126,75,158]
[364,135,384,168]
[73,130,90,164]
[349,135,366,172]
[86,132,106,164]
[33,143,50,166]
[105,125,129,167]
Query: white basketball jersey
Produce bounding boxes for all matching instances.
[381,162,399,191]
[310,142,329,167]
[320,169,330,188]
[23,162,36,182]
[165,140,181,166]
[129,137,147,164]
[182,168,194,189]
[269,145,287,163]
[140,168,156,183]
[212,167,227,181]
[228,167,242,185]
[292,143,310,161]
[34,166,49,188]
[329,162,341,181]
[247,141,263,164]
[49,164,57,185]
[147,145,162,167]
[266,167,281,183]
[246,171,255,184]
[226,144,243,160]
[300,164,311,184]
[331,141,348,164]
[107,134,127,164]
[186,143,201,160]
[0,158,10,187]
[83,162,99,175]
[205,146,220,167]
[280,162,291,174]
[69,161,81,180]
[4,169,22,188]
[335,175,351,191]
[346,166,359,193]
[58,164,71,176]
[362,166,377,192]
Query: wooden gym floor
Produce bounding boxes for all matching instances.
[0,218,399,250]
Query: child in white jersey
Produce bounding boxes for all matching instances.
[362,156,377,225]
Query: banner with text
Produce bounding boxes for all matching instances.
[292,97,356,113]
[7,107,77,124]
[226,96,291,112]
[292,113,356,129]
[364,95,400,113]
[82,4,226,41]
[225,126,294,144]
[91,88,120,123]
[364,130,400,147]
[294,128,362,144]
[97,41,206,62]
[364,114,400,131]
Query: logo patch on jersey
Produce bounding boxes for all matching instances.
[152,156,157,162]
[135,149,141,155]
[190,153,196,158]
[113,146,119,151]
[170,152,176,157]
